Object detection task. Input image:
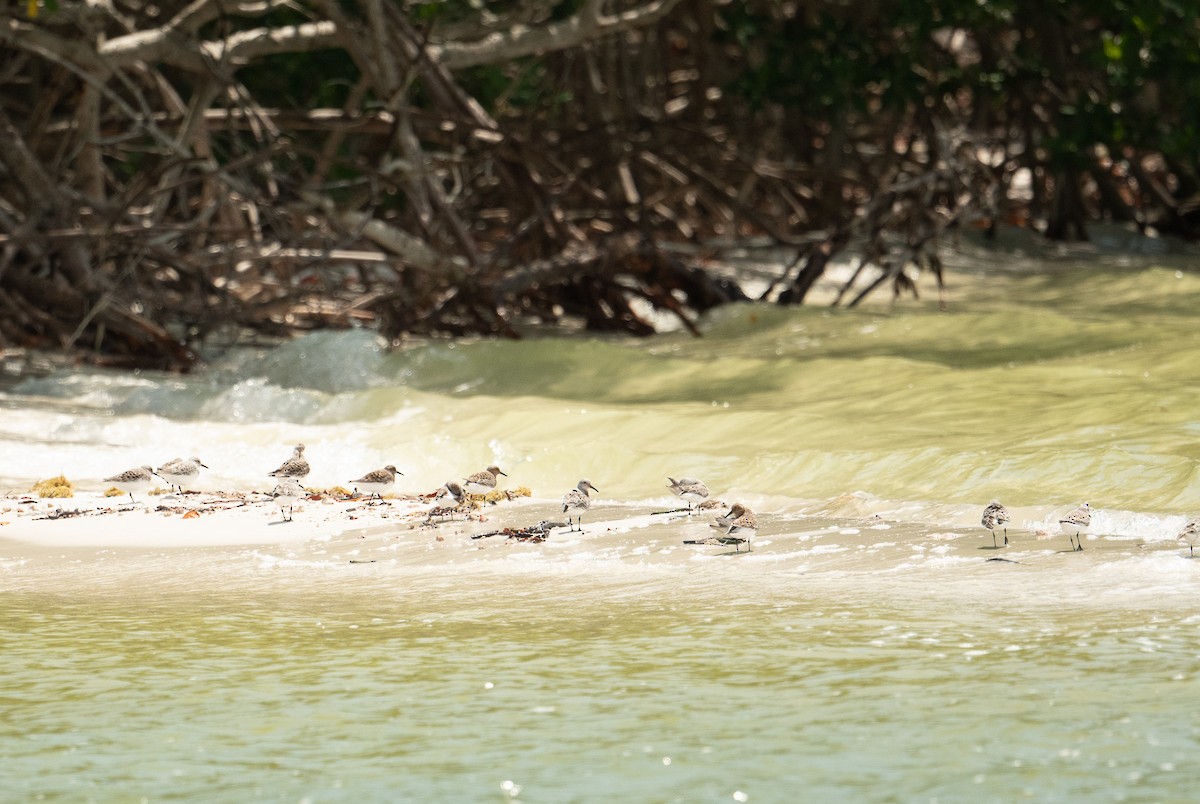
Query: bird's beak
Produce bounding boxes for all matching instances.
[199,461,209,468]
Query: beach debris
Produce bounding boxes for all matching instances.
[471,521,558,542]
[35,507,87,520]
[32,474,74,499]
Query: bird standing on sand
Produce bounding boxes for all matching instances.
[435,481,466,505]
[667,476,710,512]
[1178,519,1198,557]
[562,479,600,531]
[349,464,401,502]
[981,500,1012,547]
[156,457,208,494]
[463,464,507,496]
[426,481,467,523]
[1059,502,1091,552]
[104,465,156,503]
[271,477,305,522]
[685,503,758,552]
[269,443,310,480]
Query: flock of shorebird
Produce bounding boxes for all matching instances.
[100,450,1198,555]
[984,499,1199,556]
[100,445,759,549]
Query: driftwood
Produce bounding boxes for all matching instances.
[470,521,561,542]
[2,1,1197,369]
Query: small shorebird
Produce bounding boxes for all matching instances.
[156,457,208,494]
[685,503,758,552]
[104,465,156,503]
[434,480,466,506]
[463,464,507,496]
[667,476,710,512]
[981,500,1012,547]
[1059,502,1091,552]
[426,481,467,522]
[271,477,305,522]
[349,464,401,502]
[562,479,599,531]
[1178,519,1198,557]
[268,443,310,480]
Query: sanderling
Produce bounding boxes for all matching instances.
[685,503,758,552]
[1059,502,1091,552]
[103,465,156,503]
[981,500,1012,547]
[349,464,401,502]
[562,479,599,531]
[463,464,507,496]
[1178,519,1198,557]
[667,476,710,511]
[268,443,310,479]
[426,481,467,522]
[435,481,466,505]
[156,457,208,494]
[271,477,305,522]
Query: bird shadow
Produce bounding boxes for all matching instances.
[267,520,295,527]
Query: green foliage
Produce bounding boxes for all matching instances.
[714,0,1200,174]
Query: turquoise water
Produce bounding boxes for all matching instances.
[3,234,1200,800]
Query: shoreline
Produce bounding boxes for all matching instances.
[0,490,467,550]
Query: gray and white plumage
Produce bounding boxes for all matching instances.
[981,500,1011,547]
[268,443,310,479]
[271,478,305,522]
[685,503,758,552]
[156,456,208,494]
[350,464,401,501]
[1059,502,1091,552]
[104,465,156,503]
[562,479,599,531]
[435,481,466,505]
[1178,518,1199,557]
[667,476,710,510]
[426,481,467,522]
[463,464,507,495]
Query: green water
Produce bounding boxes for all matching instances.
[3,236,1200,800]
[4,562,1198,802]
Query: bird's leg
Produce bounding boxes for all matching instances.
[992,532,998,548]
[1003,529,1009,546]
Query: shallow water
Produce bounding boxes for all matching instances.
[3,231,1200,800]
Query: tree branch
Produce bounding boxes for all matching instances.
[433,0,685,69]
